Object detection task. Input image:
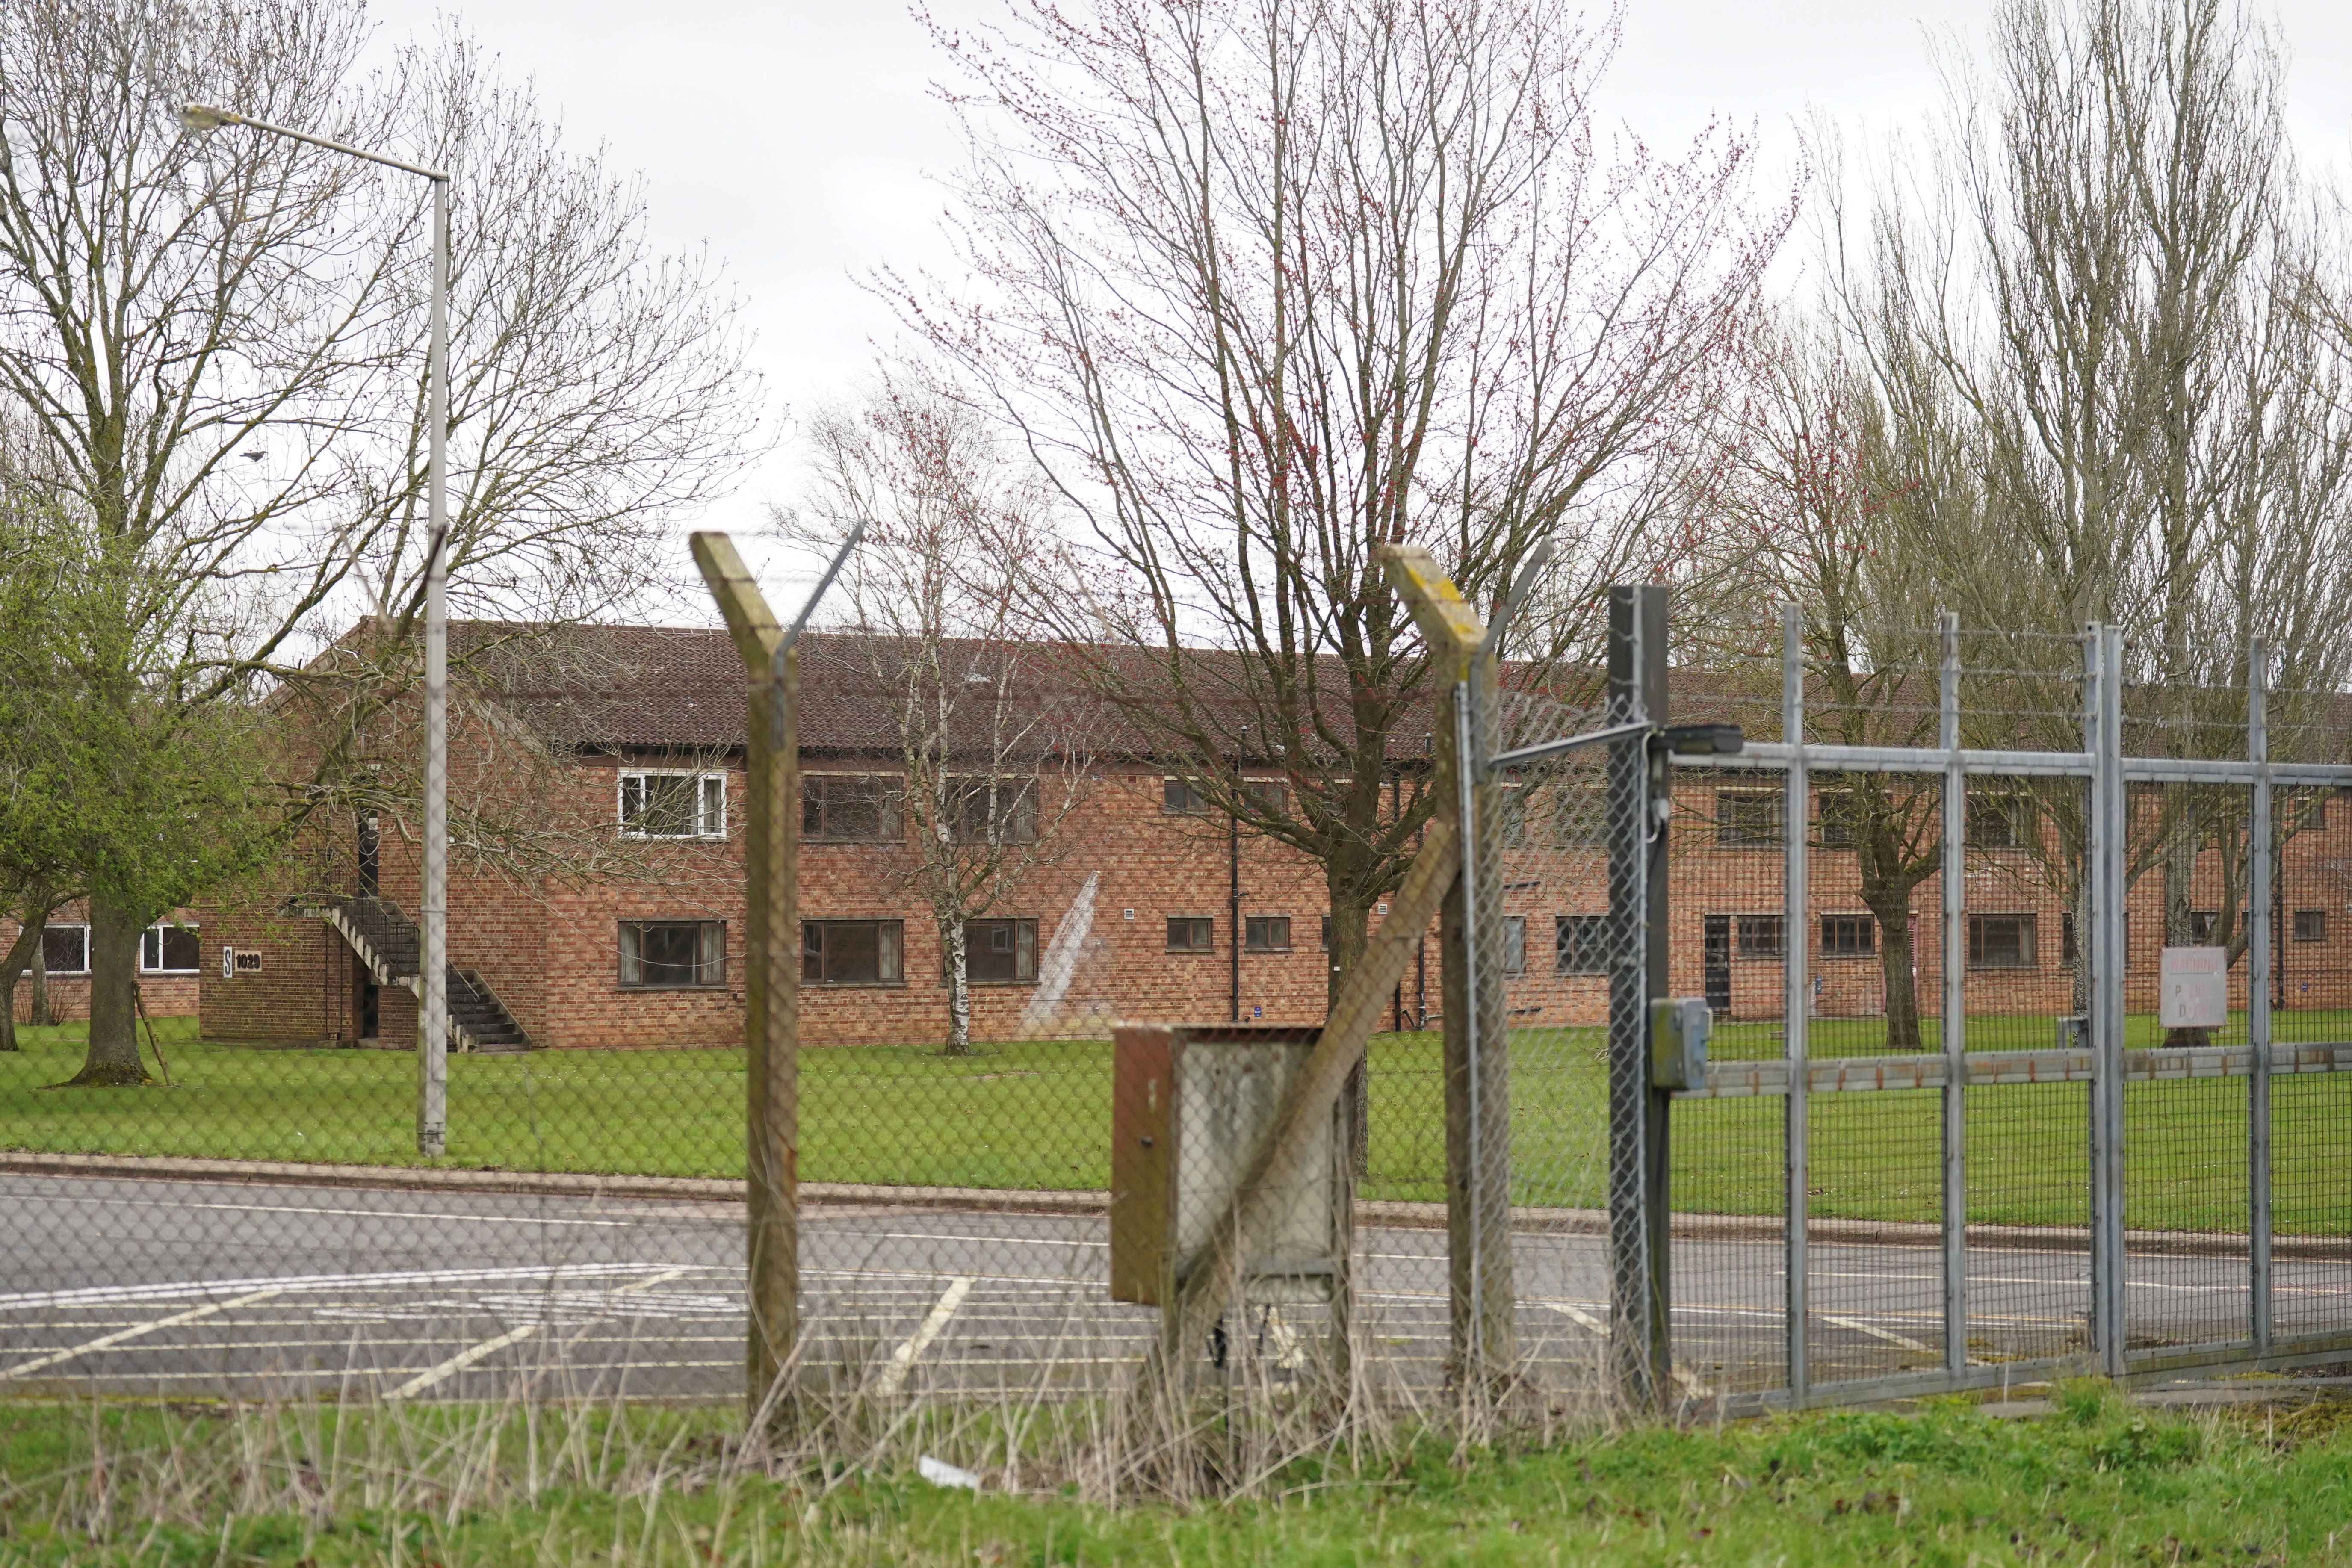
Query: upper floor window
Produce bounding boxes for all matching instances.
[142,924,201,974]
[945,777,1038,843]
[1242,779,1288,815]
[1965,791,2032,851]
[803,774,899,842]
[620,771,725,839]
[1716,790,1784,847]
[1163,777,1211,814]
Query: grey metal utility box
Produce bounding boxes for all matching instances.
[1109,1024,1352,1308]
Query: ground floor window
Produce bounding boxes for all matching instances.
[958,918,1038,983]
[1556,915,1609,975]
[1734,915,1784,958]
[142,924,201,974]
[1968,912,2038,969]
[1820,915,1876,957]
[619,919,727,988]
[802,920,903,986]
[1244,915,1291,953]
[1501,915,1527,975]
[40,924,87,974]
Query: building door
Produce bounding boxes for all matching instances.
[1702,915,1732,1015]
[358,812,379,896]
[360,980,381,1041]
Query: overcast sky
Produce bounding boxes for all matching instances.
[363,0,2352,617]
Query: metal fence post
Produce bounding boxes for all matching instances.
[2248,638,2273,1352]
[2092,625,2129,1377]
[1940,614,1968,1378]
[1607,585,1670,1408]
[1781,604,1809,1404]
[690,534,800,1426]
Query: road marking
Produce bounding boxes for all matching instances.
[384,1269,688,1400]
[1,1289,285,1381]
[877,1232,1106,1250]
[30,1194,634,1228]
[874,1277,975,1396]
[0,1262,684,1314]
[1821,1314,1935,1355]
[1539,1300,1610,1336]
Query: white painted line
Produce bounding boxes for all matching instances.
[874,1277,974,1396]
[1,1289,285,1381]
[31,1194,634,1228]
[1539,1300,1610,1337]
[0,1262,683,1314]
[1821,1314,1935,1355]
[384,1269,689,1401]
[876,1232,1106,1250]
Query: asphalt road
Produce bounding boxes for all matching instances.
[2,1173,2341,1403]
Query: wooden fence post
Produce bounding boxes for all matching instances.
[690,532,799,1426]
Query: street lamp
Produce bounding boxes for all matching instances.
[182,102,456,1158]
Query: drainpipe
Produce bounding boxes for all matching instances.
[1229,807,1241,1022]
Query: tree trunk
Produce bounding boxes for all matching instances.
[29,940,47,1028]
[1326,875,1374,1176]
[0,921,30,1053]
[63,897,148,1087]
[942,916,972,1057]
[1868,896,1924,1050]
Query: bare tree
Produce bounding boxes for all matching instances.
[0,0,759,1083]
[791,383,1091,1056]
[1826,0,2352,1039]
[889,0,1786,996]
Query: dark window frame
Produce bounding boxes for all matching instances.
[954,918,1038,985]
[40,923,88,975]
[1162,777,1211,815]
[1166,915,1216,953]
[1964,791,2032,851]
[1820,914,1876,957]
[1716,789,1785,848]
[801,919,905,987]
[1555,915,1610,976]
[619,918,728,989]
[1734,914,1785,959]
[1501,914,1527,975]
[2293,909,2328,943]
[1243,915,1292,953]
[944,775,1040,844]
[1967,912,2039,970]
[802,773,901,843]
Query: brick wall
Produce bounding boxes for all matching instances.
[3,899,204,1025]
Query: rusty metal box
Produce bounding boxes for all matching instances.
[1109,1024,1350,1307]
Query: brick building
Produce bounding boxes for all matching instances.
[4,904,203,1026]
[178,623,2352,1052]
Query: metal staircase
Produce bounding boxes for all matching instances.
[313,895,532,1053]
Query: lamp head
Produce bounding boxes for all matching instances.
[179,103,236,133]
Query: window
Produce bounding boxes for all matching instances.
[1965,791,2030,850]
[1163,777,1211,814]
[1555,915,1610,976]
[1502,915,1527,975]
[1820,915,1876,957]
[802,920,904,985]
[1242,779,1288,815]
[1816,783,1857,849]
[1734,915,1785,958]
[2062,911,2077,966]
[40,924,87,974]
[619,920,726,988]
[1319,915,1330,951]
[946,778,1038,843]
[2294,909,2328,943]
[2190,909,2222,945]
[803,775,899,842]
[1497,783,1528,847]
[1167,916,1215,952]
[1968,913,2039,969]
[141,924,201,974]
[958,919,1038,983]
[1716,790,1784,847]
[2282,788,2328,832]
[620,771,725,838]
[1244,915,1291,952]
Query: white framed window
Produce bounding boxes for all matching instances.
[41,924,88,974]
[142,924,201,973]
[619,771,726,839]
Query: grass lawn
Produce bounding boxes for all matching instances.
[4,1016,2346,1233]
[1,1386,2349,1565]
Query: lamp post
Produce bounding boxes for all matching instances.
[181,103,454,1158]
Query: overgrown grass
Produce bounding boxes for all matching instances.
[6,1018,2348,1231]
[1,1386,2349,1565]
